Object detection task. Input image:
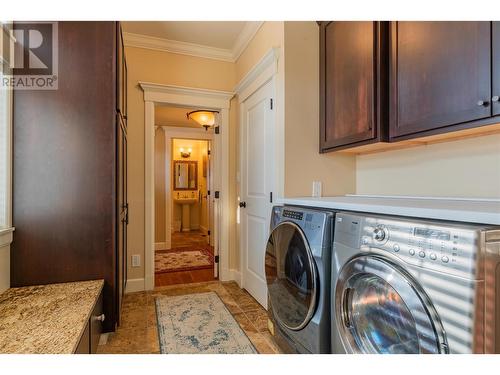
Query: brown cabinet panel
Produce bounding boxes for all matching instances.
[320,21,387,152]
[12,22,120,332]
[390,22,491,139]
[75,323,90,354]
[90,293,104,354]
[493,22,500,116]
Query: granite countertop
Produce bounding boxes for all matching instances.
[278,195,500,225]
[0,280,104,354]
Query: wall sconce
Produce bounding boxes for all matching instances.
[179,147,192,158]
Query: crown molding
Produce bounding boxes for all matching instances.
[123,21,264,63]
[232,21,264,61]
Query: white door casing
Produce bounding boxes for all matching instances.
[239,79,275,308]
[141,83,233,291]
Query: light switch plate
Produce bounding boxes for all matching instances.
[131,254,141,267]
[312,181,322,197]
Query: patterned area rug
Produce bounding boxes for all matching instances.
[155,292,257,354]
[155,248,213,273]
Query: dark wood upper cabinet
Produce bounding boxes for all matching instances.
[493,22,500,116]
[319,21,388,152]
[389,22,492,139]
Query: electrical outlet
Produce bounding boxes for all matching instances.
[131,255,141,267]
[312,181,322,197]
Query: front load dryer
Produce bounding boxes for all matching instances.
[331,211,500,354]
[265,205,335,354]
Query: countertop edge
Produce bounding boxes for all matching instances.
[69,280,105,354]
[278,198,500,225]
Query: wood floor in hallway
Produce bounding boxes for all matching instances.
[155,230,217,287]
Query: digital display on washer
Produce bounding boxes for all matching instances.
[413,227,450,241]
[283,209,303,220]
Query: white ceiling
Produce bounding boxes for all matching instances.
[121,21,263,62]
[155,105,206,129]
[122,21,247,49]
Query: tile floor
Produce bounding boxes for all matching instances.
[97,281,283,354]
[155,230,216,287]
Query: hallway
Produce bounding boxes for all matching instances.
[155,231,216,287]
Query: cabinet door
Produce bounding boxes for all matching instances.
[390,22,491,139]
[320,22,378,151]
[493,22,500,116]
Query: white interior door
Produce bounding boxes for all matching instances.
[240,79,274,308]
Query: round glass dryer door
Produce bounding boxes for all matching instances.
[265,221,317,331]
[335,255,448,354]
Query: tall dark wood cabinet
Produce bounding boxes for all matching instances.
[389,22,492,139]
[11,21,128,332]
[319,21,388,152]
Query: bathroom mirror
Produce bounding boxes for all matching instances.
[173,160,198,190]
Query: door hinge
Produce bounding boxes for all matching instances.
[214,191,220,199]
[214,255,219,263]
[214,126,220,134]
[208,230,211,236]
[207,149,211,155]
[270,98,273,110]
[207,190,210,196]
[270,192,273,203]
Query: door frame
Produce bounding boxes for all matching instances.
[236,47,282,299]
[159,126,214,251]
[141,82,233,290]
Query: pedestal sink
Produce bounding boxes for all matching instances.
[174,191,198,232]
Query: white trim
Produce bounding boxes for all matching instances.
[125,278,145,294]
[124,32,234,62]
[231,22,264,61]
[229,270,242,287]
[123,22,263,63]
[234,47,280,103]
[154,242,167,251]
[0,227,14,248]
[141,84,235,291]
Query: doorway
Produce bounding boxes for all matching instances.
[141,82,233,291]
[154,127,217,286]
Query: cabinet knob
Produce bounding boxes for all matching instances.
[93,314,105,322]
[492,95,500,102]
[477,100,489,107]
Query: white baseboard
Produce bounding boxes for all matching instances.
[155,242,167,250]
[229,269,242,287]
[125,278,145,293]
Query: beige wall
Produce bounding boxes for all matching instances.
[283,22,356,197]
[356,133,500,198]
[126,47,235,280]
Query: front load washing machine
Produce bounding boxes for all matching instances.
[331,211,500,354]
[265,205,335,354]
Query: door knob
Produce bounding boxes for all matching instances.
[477,100,489,107]
[239,201,246,208]
[492,95,500,102]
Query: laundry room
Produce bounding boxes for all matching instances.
[2,1,500,375]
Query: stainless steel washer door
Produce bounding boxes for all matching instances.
[265,221,317,331]
[335,255,448,354]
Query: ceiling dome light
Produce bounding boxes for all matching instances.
[186,110,219,131]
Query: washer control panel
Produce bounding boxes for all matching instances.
[336,212,486,279]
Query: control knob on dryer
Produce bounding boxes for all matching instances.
[373,227,386,241]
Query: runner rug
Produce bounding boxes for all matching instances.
[155,292,257,354]
[155,247,213,273]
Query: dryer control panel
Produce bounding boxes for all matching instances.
[335,212,489,280]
